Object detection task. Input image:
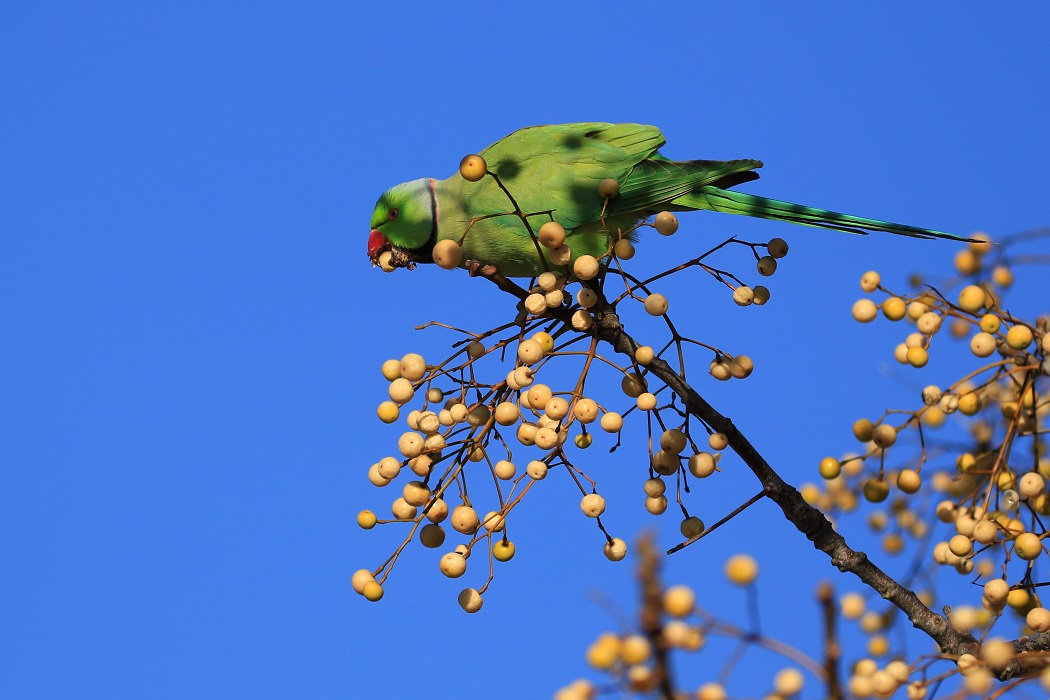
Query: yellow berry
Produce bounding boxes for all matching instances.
[377,401,400,423]
[433,239,463,270]
[459,154,487,181]
[600,412,623,432]
[1006,324,1033,350]
[733,286,754,306]
[958,285,986,313]
[906,346,929,368]
[663,585,696,617]
[381,359,401,381]
[897,469,921,493]
[493,540,515,561]
[859,270,881,292]
[819,457,841,479]
[362,580,384,602]
[724,554,758,585]
[538,221,566,249]
[357,510,377,529]
[881,296,906,320]
[604,537,627,561]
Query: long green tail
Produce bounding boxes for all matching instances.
[674,187,968,241]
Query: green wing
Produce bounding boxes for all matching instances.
[474,123,667,229]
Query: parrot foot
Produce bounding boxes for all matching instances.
[465,260,499,277]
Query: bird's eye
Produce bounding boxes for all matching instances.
[388,209,399,221]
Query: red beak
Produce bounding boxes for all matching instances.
[368,229,390,261]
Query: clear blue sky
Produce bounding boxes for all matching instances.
[4,2,1049,698]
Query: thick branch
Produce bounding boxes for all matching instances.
[588,306,982,658]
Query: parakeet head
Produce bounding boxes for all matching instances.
[368,178,436,269]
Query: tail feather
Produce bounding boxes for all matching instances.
[674,187,969,241]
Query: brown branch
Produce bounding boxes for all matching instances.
[586,305,983,658]
[636,533,676,700]
[817,581,843,700]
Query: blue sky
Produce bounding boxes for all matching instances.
[4,2,1050,698]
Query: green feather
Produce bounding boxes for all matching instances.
[368,122,968,277]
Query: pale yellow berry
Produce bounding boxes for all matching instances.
[376,456,401,480]
[402,480,431,507]
[906,681,928,700]
[709,359,731,381]
[581,493,606,518]
[663,585,696,617]
[645,495,668,514]
[440,551,467,578]
[517,339,544,365]
[860,270,881,292]
[688,452,716,478]
[697,683,727,700]
[425,498,448,523]
[636,392,657,411]
[526,383,552,411]
[767,238,789,258]
[450,505,479,534]
[524,292,547,315]
[577,288,597,308]
[916,311,942,335]
[604,537,627,561]
[457,587,483,613]
[654,211,679,235]
[388,377,415,405]
[571,398,598,424]
[644,293,668,316]
[725,554,758,585]
[634,346,654,365]
[351,568,376,594]
[550,244,572,266]
[571,309,593,331]
[707,433,727,450]
[527,460,548,480]
[391,497,417,520]
[376,249,397,272]
[433,239,462,269]
[1027,606,1050,632]
[600,412,623,432]
[852,298,878,323]
[573,255,600,280]
[969,331,997,357]
[538,221,566,249]
[620,635,652,665]
[733,286,754,306]
[728,355,754,379]
[897,469,921,494]
[948,534,972,557]
[840,592,865,619]
[774,668,804,696]
[481,510,506,533]
[534,426,559,450]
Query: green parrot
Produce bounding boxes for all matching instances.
[368,122,965,278]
